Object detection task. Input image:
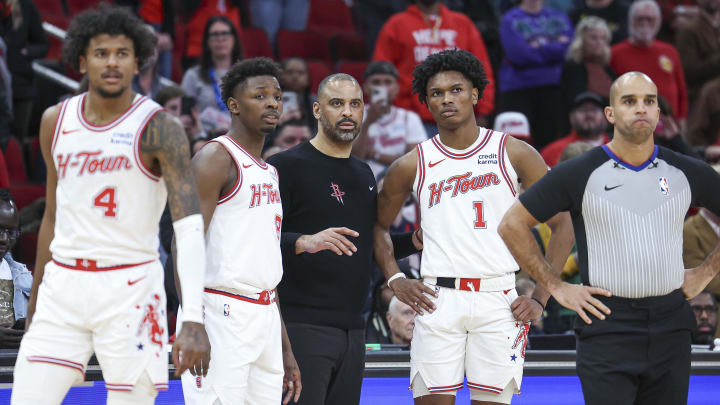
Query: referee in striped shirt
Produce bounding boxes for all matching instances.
[499,72,720,405]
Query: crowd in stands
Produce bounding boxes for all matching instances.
[0,0,720,347]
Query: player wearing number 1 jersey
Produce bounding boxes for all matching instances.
[12,6,210,405]
[374,50,574,404]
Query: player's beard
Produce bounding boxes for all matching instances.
[95,84,126,99]
[319,114,360,143]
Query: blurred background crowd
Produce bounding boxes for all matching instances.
[0,0,719,349]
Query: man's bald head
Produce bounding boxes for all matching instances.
[609,72,657,106]
[317,73,360,100]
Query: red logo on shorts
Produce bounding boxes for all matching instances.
[137,294,165,348]
[512,323,530,358]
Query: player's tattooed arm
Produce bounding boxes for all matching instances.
[140,110,200,220]
[374,150,437,315]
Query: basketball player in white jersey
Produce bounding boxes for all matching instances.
[178,58,302,404]
[374,49,574,404]
[12,5,210,404]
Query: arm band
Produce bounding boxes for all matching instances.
[387,272,407,289]
[173,214,206,324]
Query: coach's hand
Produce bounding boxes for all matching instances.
[552,283,612,324]
[390,278,438,315]
[296,227,359,256]
[282,348,302,404]
[511,296,543,323]
[172,321,211,377]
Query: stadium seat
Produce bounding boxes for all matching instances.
[35,0,65,17]
[306,60,331,94]
[43,15,70,61]
[241,28,273,59]
[276,30,332,66]
[0,150,9,189]
[307,0,355,36]
[5,138,27,184]
[15,232,38,271]
[330,32,367,63]
[66,0,101,15]
[336,61,369,88]
[8,184,44,211]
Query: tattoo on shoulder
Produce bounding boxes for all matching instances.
[143,111,200,220]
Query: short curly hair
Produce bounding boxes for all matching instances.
[63,3,157,71]
[411,49,489,105]
[220,57,281,106]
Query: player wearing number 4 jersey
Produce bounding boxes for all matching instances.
[375,49,574,405]
[12,6,210,405]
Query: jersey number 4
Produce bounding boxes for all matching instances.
[473,201,487,229]
[94,187,118,217]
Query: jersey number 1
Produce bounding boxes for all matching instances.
[94,187,118,217]
[473,201,487,229]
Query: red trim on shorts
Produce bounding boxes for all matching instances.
[427,382,464,393]
[467,381,503,394]
[53,259,154,271]
[105,383,134,391]
[415,144,426,201]
[498,133,517,197]
[50,99,69,156]
[430,129,492,159]
[204,287,276,305]
[209,138,244,204]
[133,108,163,181]
[26,355,85,375]
[154,383,169,391]
[77,93,148,132]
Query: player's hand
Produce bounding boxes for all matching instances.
[172,321,211,377]
[296,227,359,255]
[282,348,302,404]
[412,229,423,250]
[682,266,712,300]
[390,278,438,315]
[511,296,543,323]
[551,283,612,324]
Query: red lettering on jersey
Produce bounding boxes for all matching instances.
[57,153,73,179]
[426,172,501,208]
[428,180,444,208]
[275,214,282,240]
[76,151,132,176]
[249,184,262,208]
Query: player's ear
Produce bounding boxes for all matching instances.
[226,97,239,114]
[312,101,320,120]
[471,88,478,105]
[604,106,615,125]
[79,55,87,75]
[134,57,139,75]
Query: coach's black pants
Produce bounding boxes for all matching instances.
[574,289,695,405]
[285,323,365,405]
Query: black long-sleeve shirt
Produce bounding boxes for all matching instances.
[268,141,415,330]
[0,0,48,98]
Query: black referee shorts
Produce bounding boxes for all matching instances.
[574,289,695,405]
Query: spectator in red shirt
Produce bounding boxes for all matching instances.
[181,0,242,70]
[372,0,495,135]
[541,92,610,167]
[610,0,688,121]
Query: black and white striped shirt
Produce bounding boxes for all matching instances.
[520,145,720,298]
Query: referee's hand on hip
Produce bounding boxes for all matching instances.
[552,283,612,324]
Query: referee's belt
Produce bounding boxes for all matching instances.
[204,287,276,305]
[424,273,516,292]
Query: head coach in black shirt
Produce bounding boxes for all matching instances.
[267,73,421,405]
[499,71,720,405]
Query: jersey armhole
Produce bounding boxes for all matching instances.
[50,99,70,156]
[210,139,244,205]
[414,143,426,201]
[498,132,518,197]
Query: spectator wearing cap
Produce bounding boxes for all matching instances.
[352,61,427,179]
[540,92,610,167]
[498,0,574,150]
[610,0,689,121]
[493,111,532,145]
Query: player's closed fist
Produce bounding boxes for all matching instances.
[172,321,211,377]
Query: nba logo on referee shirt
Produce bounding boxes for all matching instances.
[659,177,670,195]
[224,304,230,316]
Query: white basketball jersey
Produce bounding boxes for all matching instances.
[413,128,520,278]
[50,93,167,266]
[204,135,283,293]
